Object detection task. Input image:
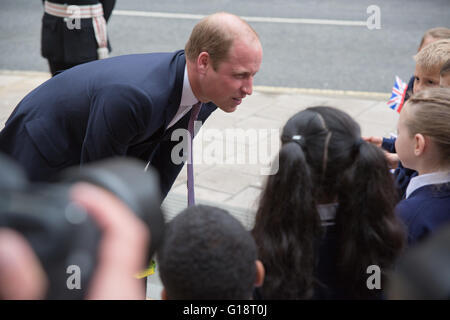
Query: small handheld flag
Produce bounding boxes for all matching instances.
[387,76,408,113]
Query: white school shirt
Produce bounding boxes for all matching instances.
[405,171,450,199]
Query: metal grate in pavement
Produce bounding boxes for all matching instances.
[161,192,257,231]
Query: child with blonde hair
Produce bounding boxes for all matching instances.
[406,27,450,97]
[418,27,450,52]
[395,88,450,245]
[412,39,450,93]
[366,39,450,197]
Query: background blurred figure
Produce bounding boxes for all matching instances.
[41,0,116,76]
[387,223,450,300]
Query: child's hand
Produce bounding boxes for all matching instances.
[363,136,383,148]
[383,151,399,169]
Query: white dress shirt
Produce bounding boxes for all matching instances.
[317,203,338,227]
[166,65,199,129]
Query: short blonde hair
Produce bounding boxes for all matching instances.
[414,39,450,71]
[405,88,450,164]
[185,12,258,70]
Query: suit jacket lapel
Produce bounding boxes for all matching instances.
[163,50,186,130]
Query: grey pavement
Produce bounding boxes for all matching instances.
[0,69,398,299]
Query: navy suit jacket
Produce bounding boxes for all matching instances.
[0,50,217,199]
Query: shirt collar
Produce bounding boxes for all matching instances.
[317,203,338,227]
[180,65,198,107]
[406,171,450,199]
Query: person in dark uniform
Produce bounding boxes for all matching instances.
[0,12,263,201]
[41,0,116,76]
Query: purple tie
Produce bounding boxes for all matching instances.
[187,102,202,206]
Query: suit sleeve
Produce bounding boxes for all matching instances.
[382,137,396,153]
[80,85,151,164]
[100,0,116,22]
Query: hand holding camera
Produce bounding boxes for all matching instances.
[0,154,165,299]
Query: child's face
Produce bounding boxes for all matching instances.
[440,74,450,88]
[395,106,417,170]
[413,64,441,94]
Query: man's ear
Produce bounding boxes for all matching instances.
[414,133,426,156]
[161,287,167,300]
[254,260,265,287]
[197,52,210,75]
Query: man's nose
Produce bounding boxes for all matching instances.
[242,77,253,96]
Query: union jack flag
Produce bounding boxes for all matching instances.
[387,76,408,113]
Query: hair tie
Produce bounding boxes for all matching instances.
[292,135,305,147]
[281,134,305,148]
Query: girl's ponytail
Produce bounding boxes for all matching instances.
[336,141,405,298]
[253,139,320,299]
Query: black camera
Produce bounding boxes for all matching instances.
[0,154,165,299]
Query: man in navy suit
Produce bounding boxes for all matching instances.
[0,12,263,200]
